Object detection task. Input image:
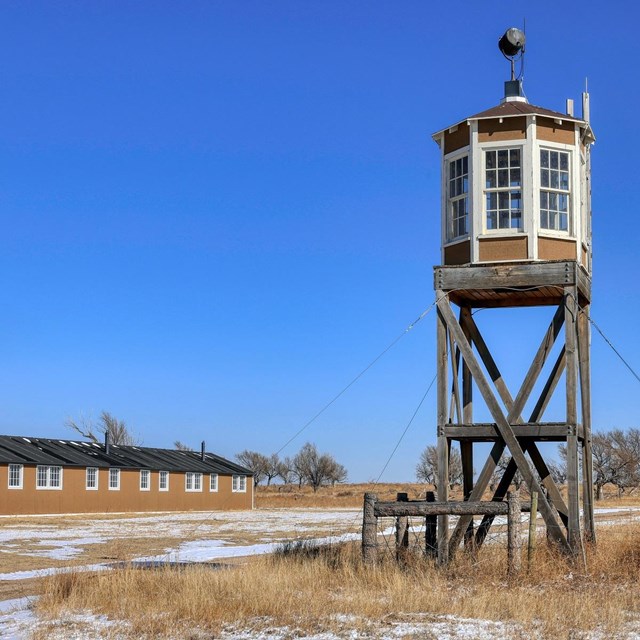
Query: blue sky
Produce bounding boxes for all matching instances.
[0,2,638,482]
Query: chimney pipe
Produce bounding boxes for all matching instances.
[105,430,110,456]
[201,441,206,461]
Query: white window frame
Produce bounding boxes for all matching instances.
[159,470,169,492]
[8,464,23,489]
[209,473,218,492]
[185,471,202,492]
[232,474,247,493]
[483,145,524,233]
[446,153,470,242]
[539,146,572,235]
[86,467,99,491]
[109,468,120,491]
[140,469,150,491]
[36,465,63,490]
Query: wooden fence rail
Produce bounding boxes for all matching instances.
[362,491,524,575]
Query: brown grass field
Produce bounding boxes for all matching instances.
[26,482,640,639]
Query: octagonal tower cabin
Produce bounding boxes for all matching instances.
[432,79,595,270]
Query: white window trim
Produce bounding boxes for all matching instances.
[232,474,247,493]
[482,144,525,234]
[86,467,99,491]
[109,468,121,491]
[159,470,169,492]
[445,151,470,243]
[536,142,574,237]
[8,464,23,489]
[185,471,203,492]
[139,469,150,491]
[209,473,218,492]
[36,465,63,490]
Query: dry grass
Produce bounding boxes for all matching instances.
[35,523,640,639]
[255,482,450,509]
[256,481,640,509]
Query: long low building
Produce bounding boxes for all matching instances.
[0,435,253,515]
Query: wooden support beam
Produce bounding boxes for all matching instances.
[578,305,595,542]
[436,305,449,565]
[443,423,580,441]
[461,307,474,547]
[436,292,569,552]
[461,312,517,420]
[434,262,577,290]
[565,287,583,556]
[506,302,565,424]
[527,443,569,525]
[449,333,462,424]
[529,347,566,423]
[448,441,505,555]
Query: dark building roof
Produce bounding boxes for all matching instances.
[0,436,252,476]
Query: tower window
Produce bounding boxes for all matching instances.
[447,155,468,241]
[485,148,522,230]
[540,149,570,231]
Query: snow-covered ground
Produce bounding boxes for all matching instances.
[0,506,638,639]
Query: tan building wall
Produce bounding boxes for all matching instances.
[0,465,253,515]
[478,236,528,262]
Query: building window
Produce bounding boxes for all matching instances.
[485,148,522,230]
[185,472,202,492]
[36,465,62,490]
[540,149,570,231]
[210,473,218,492]
[140,469,150,491]
[8,464,23,489]
[86,467,98,490]
[232,475,247,493]
[159,470,169,491]
[447,155,469,241]
[109,468,120,491]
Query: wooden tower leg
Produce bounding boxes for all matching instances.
[461,306,474,548]
[578,304,595,542]
[436,303,449,565]
[565,286,583,556]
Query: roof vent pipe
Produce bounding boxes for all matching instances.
[201,440,206,461]
[105,430,110,456]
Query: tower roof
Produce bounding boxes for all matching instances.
[432,100,594,143]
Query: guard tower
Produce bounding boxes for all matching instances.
[431,28,595,561]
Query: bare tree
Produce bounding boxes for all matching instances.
[174,441,193,451]
[277,456,295,484]
[66,411,140,446]
[292,443,347,492]
[489,453,538,492]
[235,450,269,487]
[262,454,281,486]
[415,445,463,489]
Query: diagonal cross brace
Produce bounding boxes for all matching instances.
[436,292,569,551]
[448,302,569,552]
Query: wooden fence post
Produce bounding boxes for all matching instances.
[507,490,522,576]
[425,491,437,557]
[528,491,538,571]
[395,492,409,562]
[362,492,378,566]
